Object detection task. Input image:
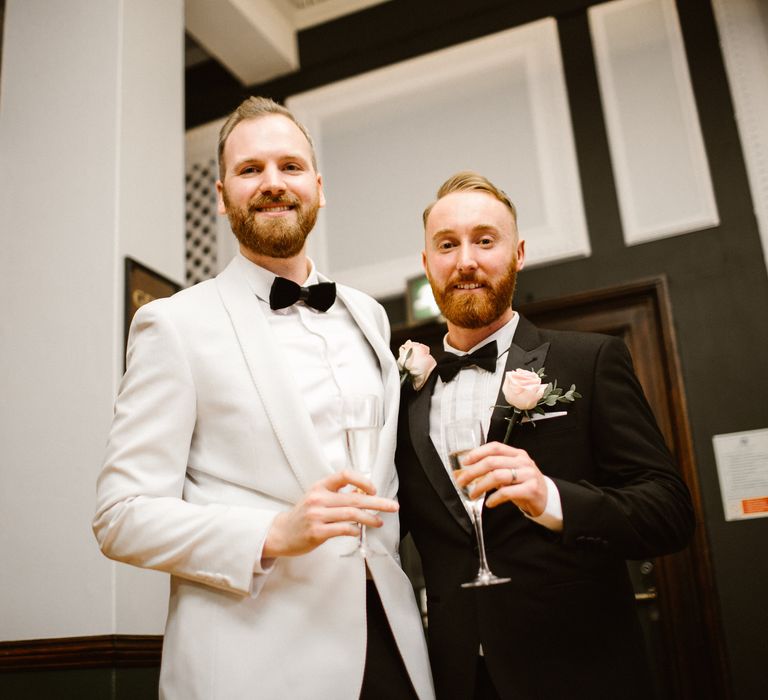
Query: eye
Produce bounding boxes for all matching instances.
[437,240,456,251]
[478,236,494,246]
[239,164,261,175]
[283,162,303,172]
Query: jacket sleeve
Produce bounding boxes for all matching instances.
[555,335,694,559]
[92,301,278,597]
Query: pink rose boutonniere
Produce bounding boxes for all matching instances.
[397,340,437,391]
[500,367,581,443]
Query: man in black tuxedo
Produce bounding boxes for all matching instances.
[395,171,694,700]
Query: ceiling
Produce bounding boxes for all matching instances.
[185,0,391,84]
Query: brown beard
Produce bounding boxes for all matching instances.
[428,260,518,329]
[223,190,320,259]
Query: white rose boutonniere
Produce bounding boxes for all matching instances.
[500,367,581,443]
[397,340,437,391]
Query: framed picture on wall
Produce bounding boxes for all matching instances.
[124,257,182,364]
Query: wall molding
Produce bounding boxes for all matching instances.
[0,635,162,671]
[589,0,719,245]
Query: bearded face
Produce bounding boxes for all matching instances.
[427,259,519,329]
[223,189,321,259]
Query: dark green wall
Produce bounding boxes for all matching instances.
[0,668,159,700]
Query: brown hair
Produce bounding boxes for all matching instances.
[422,170,518,227]
[217,96,317,180]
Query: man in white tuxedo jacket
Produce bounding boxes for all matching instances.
[93,96,433,700]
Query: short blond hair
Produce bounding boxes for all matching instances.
[422,171,518,227]
[217,96,317,180]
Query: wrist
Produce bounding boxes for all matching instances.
[261,511,288,559]
[523,476,563,532]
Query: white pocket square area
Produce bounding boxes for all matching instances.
[521,410,568,424]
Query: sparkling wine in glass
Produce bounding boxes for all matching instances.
[445,418,511,587]
[341,394,382,557]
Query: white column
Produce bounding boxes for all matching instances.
[0,0,184,640]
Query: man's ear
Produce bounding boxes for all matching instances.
[515,239,526,271]
[216,181,227,215]
[317,173,326,208]
[421,250,427,273]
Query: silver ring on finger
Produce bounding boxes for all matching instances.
[510,468,517,484]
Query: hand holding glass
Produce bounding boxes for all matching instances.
[446,418,511,587]
[341,394,382,557]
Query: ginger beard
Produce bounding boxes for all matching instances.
[222,189,321,259]
[426,259,519,329]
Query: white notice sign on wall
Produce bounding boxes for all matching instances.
[713,428,768,521]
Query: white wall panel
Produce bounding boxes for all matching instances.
[186,120,238,276]
[713,0,768,276]
[185,120,236,283]
[288,20,589,298]
[589,0,719,245]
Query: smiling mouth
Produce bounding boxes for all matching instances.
[256,204,294,213]
[453,282,484,290]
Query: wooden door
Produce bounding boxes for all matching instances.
[391,277,729,699]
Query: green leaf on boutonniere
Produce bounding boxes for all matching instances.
[498,366,583,444]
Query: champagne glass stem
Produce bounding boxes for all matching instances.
[471,503,493,579]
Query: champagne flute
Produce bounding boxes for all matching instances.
[340,394,382,557]
[446,418,511,587]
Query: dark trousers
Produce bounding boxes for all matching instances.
[475,656,502,700]
[360,580,419,700]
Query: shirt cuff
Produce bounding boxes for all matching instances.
[252,510,280,575]
[250,526,278,599]
[255,557,276,575]
[524,476,563,532]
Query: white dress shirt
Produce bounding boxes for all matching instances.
[235,253,384,473]
[428,313,563,531]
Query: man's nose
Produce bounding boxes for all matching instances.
[259,164,286,195]
[456,243,478,272]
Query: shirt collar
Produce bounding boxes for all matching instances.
[235,251,319,304]
[443,313,520,359]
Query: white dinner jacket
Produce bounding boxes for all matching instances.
[93,258,434,700]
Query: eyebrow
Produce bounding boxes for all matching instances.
[430,224,499,238]
[231,153,311,170]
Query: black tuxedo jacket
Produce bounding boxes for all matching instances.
[396,316,694,700]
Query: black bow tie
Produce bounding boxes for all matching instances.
[435,341,498,383]
[269,276,336,312]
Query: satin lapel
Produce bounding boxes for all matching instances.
[487,316,550,443]
[334,284,399,493]
[215,260,331,492]
[407,371,473,535]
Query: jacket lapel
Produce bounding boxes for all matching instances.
[407,371,473,535]
[488,316,550,443]
[333,283,399,494]
[215,260,331,492]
